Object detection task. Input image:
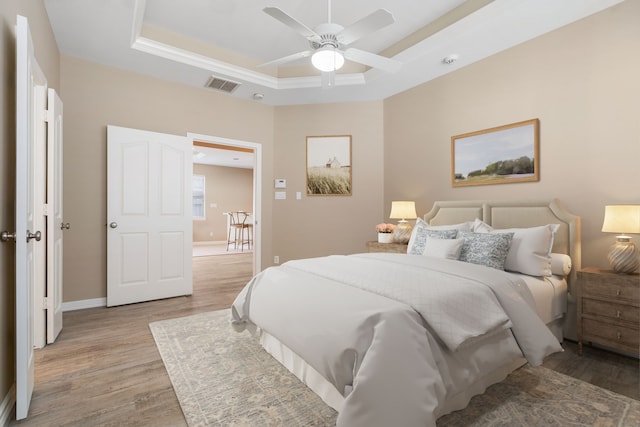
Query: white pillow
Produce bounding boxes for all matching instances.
[472,218,492,233]
[423,219,474,232]
[476,223,559,276]
[550,253,572,276]
[423,238,464,260]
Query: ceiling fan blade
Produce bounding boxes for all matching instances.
[343,48,402,73]
[258,50,313,68]
[263,7,320,41]
[337,9,394,46]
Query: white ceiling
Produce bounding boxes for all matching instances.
[193,146,254,169]
[44,0,622,107]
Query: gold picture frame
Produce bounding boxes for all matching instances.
[306,135,352,196]
[451,119,540,187]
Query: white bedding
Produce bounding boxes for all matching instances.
[515,273,568,325]
[231,253,562,427]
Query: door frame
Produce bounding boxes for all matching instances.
[187,133,261,275]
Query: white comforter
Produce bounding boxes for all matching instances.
[231,253,562,427]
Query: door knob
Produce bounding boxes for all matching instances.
[61,222,70,230]
[109,222,118,229]
[1,231,16,242]
[27,230,41,242]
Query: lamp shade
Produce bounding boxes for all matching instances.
[311,47,345,72]
[602,205,640,235]
[389,201,417,220]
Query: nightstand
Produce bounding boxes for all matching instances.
[366,241,408,254]
[576,267,639,357]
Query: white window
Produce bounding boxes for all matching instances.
[192,175,205,219]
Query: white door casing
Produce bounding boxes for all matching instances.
[46,88,64,343]
[16,15,45,420]
[107,126,193,307]
[187,132,261,275]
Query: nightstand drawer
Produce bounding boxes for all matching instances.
[582,298,640,324]
[582,275,639,303]
[582,318,639,349]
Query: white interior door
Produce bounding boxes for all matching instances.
[107,126,192,306]
[46,88,64,343]
[15,15,45,420]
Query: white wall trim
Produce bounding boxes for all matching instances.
[62,298,106,312]
[0,384,15,427]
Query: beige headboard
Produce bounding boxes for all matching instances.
[424,199,582,286]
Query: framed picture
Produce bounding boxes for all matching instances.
[306,135,352,196]
[451,119,540,187]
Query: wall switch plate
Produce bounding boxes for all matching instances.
[274,255,280,264]
[275,178,286,188]
[275,191,286,200]
[296,192,301,200]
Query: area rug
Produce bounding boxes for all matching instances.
[150,310,640,427]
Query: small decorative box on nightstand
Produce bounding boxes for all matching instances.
[366,241,408,254]
[576,267,639,357]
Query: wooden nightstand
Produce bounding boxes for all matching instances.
[576,267,639,357]
[366,241,408,254]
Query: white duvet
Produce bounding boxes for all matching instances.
[231,253,562,427]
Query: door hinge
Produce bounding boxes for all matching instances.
[43,297,49,310]
[43,203,49,216]
[45,108,53,123]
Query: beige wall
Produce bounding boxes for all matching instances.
[384,0,640,271]
[272,102,385,262]
[0,0,60,414]
[192,164,253,242]
[60,56,274,302]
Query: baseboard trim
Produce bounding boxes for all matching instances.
[193,240,226,246]
[0,384,15,427]
[62,297,106,312]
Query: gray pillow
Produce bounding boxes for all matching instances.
[408,228,458,255]
[458,231,514,270]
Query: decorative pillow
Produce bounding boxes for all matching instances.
[422,238,464,260]
[550,253,572,276]
[458,231,514,270]
[407,219,459,255]
[475,223,560,276]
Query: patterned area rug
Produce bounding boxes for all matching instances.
[150,310,640,427]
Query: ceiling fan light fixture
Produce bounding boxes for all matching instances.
[311,47,344,72]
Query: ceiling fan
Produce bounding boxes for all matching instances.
[260,0,402,85]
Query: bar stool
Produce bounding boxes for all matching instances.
[226,211,252,251]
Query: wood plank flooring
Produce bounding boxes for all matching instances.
[10,253,638,426]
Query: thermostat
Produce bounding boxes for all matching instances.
[275,178,286,188]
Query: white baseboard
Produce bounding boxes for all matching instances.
[0,384,15,427]
[62,297,106,312]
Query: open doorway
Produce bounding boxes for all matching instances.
[188,134,261,275]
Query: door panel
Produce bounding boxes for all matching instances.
[16,15,45,420]
[107,126,192,307]
[46,88,64,344]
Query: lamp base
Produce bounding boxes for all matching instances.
[393,220,413,243]
[608,240,640,274]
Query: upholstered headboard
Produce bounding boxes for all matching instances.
[424,199,582,287]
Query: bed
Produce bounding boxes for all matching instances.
[231,199,581,427]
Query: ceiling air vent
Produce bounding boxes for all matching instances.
[204,76,240,93]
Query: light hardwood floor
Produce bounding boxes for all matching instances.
[10,253,638,426]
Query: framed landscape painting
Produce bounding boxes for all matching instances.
[306,135,352,196]
[451,119,540,187]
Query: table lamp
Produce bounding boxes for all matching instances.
[389,201,417,243]
[601,205,640,273]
